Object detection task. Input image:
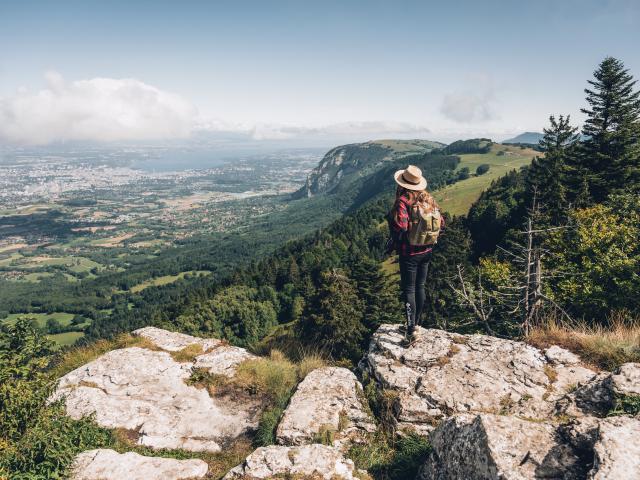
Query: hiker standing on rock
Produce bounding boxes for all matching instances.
[387,165,444,341]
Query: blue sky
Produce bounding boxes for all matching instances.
[1,0,639,145]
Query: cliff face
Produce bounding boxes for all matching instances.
[293,139,444,199]
[54,325,639,480]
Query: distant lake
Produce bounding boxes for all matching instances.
[130,148,234,172]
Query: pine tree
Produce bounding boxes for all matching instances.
[424,215,473,330]
[527,115,579,223]
[349,254,400,332]
[299,269,366,362]
[580,57,640,201]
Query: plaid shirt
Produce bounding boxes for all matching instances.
[391,194,445,256]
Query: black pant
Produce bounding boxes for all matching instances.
[399,252,430,334]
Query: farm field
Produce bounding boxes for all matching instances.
[1,312,87,328]
[47,331,85,346]
[129,270,212,293]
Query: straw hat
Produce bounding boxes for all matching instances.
[394,165,427,191]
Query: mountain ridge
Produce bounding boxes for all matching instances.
[293,139,444,199]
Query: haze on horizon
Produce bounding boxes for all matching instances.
[1,0,639,147]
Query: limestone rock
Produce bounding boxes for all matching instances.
[194,344,256,377]
[589,416,640,479]
[71,449,208,480]
[417,414,581,480]
[610,362,640,397]
[133,326,220,352]
[222,444,363,479]
[276,367,376,448]
[360,324,597,433]
[52,331,263,452]
[562,362,640,417]
[545,345,581,365]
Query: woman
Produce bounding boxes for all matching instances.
[388,165,443,340]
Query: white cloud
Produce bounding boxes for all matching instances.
[0,72,197,145]
[440,75,498,124]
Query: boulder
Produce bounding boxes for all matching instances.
[70,449,208,480]
[52,329,262,452]
[589,416,640,479]
[276,367,376,447]
[133,326,221,352]
[222,444,364,479]
[610,362,640,397]
[194,344,256,376]
[561,362,640,417]
[360,324,597,433]
[417,414,581,480]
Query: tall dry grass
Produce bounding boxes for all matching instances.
[528,311,640,370]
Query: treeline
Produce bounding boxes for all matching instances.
[464,56,640,328]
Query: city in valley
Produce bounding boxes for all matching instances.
[0,145,321,344]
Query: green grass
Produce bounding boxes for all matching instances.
[434,144,537,216]
[0,253,23,266]
[1,313,89,347]
[2,312,77,328]
[16,272,55,282]
[47,331,85,346]
[129,270,211,293]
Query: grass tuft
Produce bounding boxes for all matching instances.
[313,424,336,445]
[528,312,640,370]
[170,343,203,363]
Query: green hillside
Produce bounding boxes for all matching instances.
[434,143,538,216]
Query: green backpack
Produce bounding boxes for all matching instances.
[407,202,442,246]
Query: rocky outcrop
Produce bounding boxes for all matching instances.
[52,329,261,452]
[559,361,640,417]
[362,324,640,479]
[58,325,639,480]
[360,324,597,434]
[222,444,364,479]
[70,449,208,480]
[417,414,582,480]
[418,414,640,480]
[293,140,443,198]
[133,326,221,352]
[276,367,376,447]
[588,416,640,479]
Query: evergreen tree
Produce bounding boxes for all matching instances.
[527,115,579,222]
[424,215,473,330]
[299,269,366,362]
[349,254,400,332]
[580,57,640,201]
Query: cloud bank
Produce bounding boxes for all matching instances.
[0,72,434,146]
[0,72,197,145]
[440,75,498,124]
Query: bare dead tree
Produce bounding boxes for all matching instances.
[450,265,495,335]
[451,188,574,337]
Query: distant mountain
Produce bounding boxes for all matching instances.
[293,139,444,199]
[502,132,544,145]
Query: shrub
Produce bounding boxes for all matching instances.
[476,163,490,175]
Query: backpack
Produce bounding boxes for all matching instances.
[407,202,442,246]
